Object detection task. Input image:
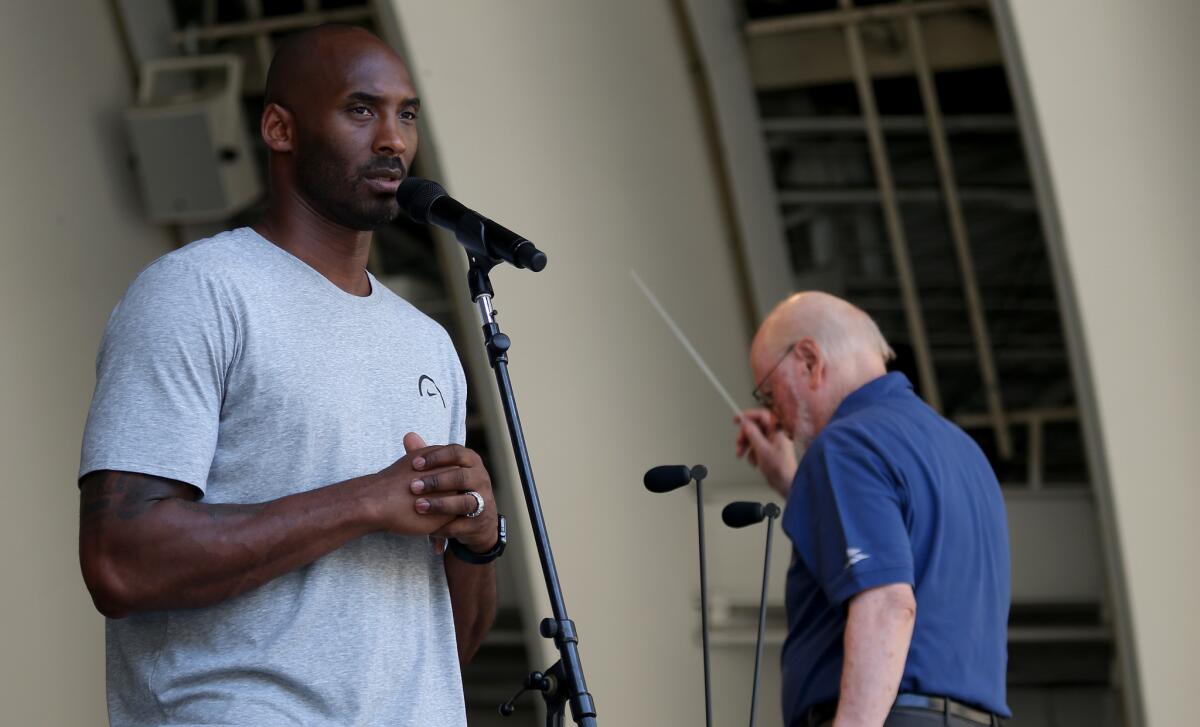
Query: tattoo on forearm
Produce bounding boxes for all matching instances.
[80,471,183,522]
[81,497,112,517]
[84,472,270,530]
[177,499,265,522]
[80,470,266,531]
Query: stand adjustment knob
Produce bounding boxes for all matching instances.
[490,333,511,353]
[539,618,580,645]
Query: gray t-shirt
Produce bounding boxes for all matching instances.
[80,228,469,727]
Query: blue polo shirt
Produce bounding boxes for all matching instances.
[780,372,1010,724]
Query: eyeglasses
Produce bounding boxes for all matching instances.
[751,343,797,410]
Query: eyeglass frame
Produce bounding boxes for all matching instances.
[751,341,799,410]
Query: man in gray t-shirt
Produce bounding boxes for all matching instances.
[78,26,500,726]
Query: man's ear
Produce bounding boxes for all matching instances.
[795,338,825,389]
[261,103,294,152]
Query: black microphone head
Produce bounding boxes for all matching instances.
[643,465,694,493]
[722,501,767,528]
[396,176,446,224]
[689,464,708,481]
[523,248,548,273]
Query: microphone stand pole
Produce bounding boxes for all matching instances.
[749,504,781,727]
[694,469,713,727]
[464,255,597,727]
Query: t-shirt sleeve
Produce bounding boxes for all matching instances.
[782,426,913,606]
[79,257,237,493]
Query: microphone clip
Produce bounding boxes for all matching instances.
[499,668,554,717]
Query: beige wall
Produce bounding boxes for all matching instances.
[0,3,175,722]
[997,2,1200,725]
[385,1,764,724]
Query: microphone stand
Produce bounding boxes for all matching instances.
[463,254,597,727]
[749,504,781,727]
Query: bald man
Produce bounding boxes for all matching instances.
[78,26,497,726]
[735,292,1010,727]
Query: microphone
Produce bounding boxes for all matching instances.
[643,464,707,493]
[643,463,713,727]
[396,176,547,272]
[721,501,781,528]
[722,501,782,727]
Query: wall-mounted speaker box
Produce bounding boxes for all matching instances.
[124,54,261,224]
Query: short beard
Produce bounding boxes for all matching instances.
[294,134,401,231]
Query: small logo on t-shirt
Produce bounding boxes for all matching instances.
[417,375,445,408]
[844,547,870,570]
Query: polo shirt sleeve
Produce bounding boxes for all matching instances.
[782,426,913,606]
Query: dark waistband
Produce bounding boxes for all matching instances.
[803,693,999,727]
[894,693,999,725]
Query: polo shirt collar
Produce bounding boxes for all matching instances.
[829,371,913,422]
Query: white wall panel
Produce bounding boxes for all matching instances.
[0,2,175,722]
[995,2,1200,724]
[383,2,763,724]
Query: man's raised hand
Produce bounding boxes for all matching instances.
[734,409,798,499]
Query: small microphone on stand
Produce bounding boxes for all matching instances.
[722,500,782,727]
[643,464,712,727]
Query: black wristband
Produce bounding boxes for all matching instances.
[448,514,506,564]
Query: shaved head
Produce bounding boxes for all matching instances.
[265,25,403,110]
[258,24,419,231]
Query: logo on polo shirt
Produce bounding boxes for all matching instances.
[844,547,870,569]
[417,375,445,408]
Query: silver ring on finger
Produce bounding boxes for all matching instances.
[465,490,485,518]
